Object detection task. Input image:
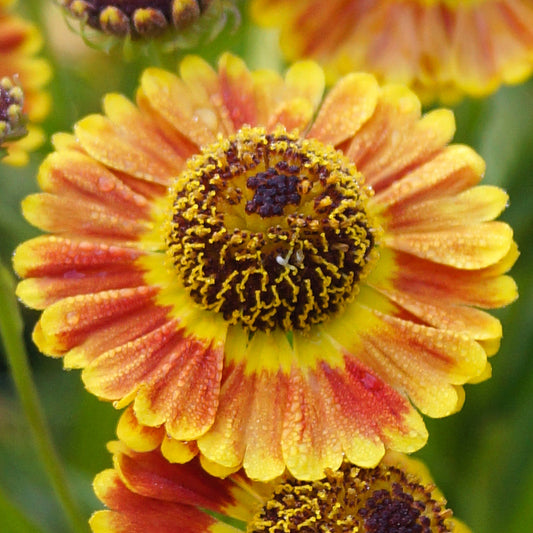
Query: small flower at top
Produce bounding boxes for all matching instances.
[90,439,471,533]
[251,0,533,103]
[0,0,51,165]
[13,53,517,481]
[56,0,239,52]
[0,76,27,160]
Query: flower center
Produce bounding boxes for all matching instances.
[58,0,212,36]
[0,77,26,145]
[165,126,378,333]
[247,462,454,533]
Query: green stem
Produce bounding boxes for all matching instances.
[0,263,89,533]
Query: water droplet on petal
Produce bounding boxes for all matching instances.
[98,175,115,192]
[66,311,80,326]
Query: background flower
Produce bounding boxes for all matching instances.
[90,440,469,533]
[0,0,50,164]
[251,0,533,103]
[55,0,240,53]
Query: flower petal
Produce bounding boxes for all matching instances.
[33,286,160,356]
[140,68,220,147]
[132,330,225,440]
[74,114,180,185]
[308,72,379,146]
[218,53,257,130]
[14,236,145,308]
[385,221,513,269]
[346,86,456,191]
[383,185,509,232]
[372,145,485,209]
[22,193,150,239]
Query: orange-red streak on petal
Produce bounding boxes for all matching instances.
[115,450,237,511]
[218,54,257,131]
[14,237,146,308]
[321,357,412,442]
[38,151,152,220]
[91,471,218,533]
[389,249,517,309]
[35,286,160,356]
[132,332,224,441]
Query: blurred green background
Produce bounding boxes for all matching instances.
[1,2,532,532]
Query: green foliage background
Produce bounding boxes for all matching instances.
[1,2,532,532]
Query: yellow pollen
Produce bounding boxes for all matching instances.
[165,126,379,333]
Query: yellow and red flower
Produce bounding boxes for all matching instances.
[91,440,470,532]
[251,0,533,102]
[14,53,517,481]
[0,0,51,165]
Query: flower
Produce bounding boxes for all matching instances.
[0,0,51,165]
[56,0,238,52]
[90,440,471,533]
[14,53,517,481]
[0,76,27,158]
[250,0,533,102]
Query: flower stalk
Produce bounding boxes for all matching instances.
[0,262,89,533]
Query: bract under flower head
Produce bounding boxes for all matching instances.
[57,0,238,52]
[251,0,533,102]
[14,53,517,481]
[90,441,471,533]
[0,0,51,164]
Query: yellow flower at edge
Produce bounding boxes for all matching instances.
[90,440,471,532]
[0,76,27,158]
[251,0,533,103]
[0,0,51,165]
[13,53,517,481]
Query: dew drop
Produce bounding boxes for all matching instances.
[98,175,115,192]
[361,371,380,391]
[66,311,80,326]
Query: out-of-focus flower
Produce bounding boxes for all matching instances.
[90,441,470,533]
[0,0,51,165]
[251,0,533,103]
[0,76,27,159]
[56,0,238,52]
[14,53,517,481]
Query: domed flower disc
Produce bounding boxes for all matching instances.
[14,53,517,480]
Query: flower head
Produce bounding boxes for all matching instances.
[14,54,517,481]
[251,0,533,102]
[0,0,51,165]
[90,440,471,533]
[57,0,238,52]
[0,76,27,158]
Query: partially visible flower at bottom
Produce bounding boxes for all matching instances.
[0,76,27,159]
[90,441,470,533]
